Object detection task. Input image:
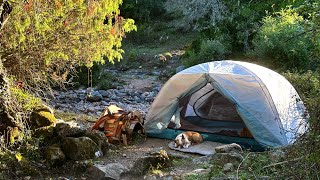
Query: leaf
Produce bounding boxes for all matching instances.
[15,153,23,162]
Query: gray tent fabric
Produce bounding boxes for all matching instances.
[145,60,308,147]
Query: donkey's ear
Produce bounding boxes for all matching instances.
[182,134,185,139]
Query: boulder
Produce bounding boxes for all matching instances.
[130,152,171,176]
[61,137,100,160]
[45,144,65,166]
[212,153,243,165]
[55,122,86,138]
[87,91,103,102]
[32,126,54,138]
[215,143,243,153]
[223,163,234,173]
[192,155,213,164]
[87,163,130,180]
[84,130,111,155]
[35,103,54,114]
[29,110,56,129]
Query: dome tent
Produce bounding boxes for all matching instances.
[144,60,308,148]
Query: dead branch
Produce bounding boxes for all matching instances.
[262,157,303,170]
[236,152,251,179]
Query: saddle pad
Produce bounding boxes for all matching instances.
[168,141,225,155]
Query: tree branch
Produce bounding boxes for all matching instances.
[0,0,12,31]
[262,157,303,170]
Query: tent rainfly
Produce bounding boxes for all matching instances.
[144,60,308,148]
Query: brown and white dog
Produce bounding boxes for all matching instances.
[174,131,204,148]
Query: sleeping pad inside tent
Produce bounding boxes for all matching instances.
[144,60,308,150]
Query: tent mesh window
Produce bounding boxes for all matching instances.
[172,83,253,138]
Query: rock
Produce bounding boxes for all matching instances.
[55,122,86,138]
[129,154,172,176]
[98,90,109,97]
[134,96,142,103]
[269,149,285,163]
[86,106,96,113]
[148,91,155,97]
[87,163,129,180]
[192,155,213,164]
[87,91,103,102]
[175,66,185,73]
[30,110,56,129]
[223,163,234,173]
[213,153,243,165]
[215,143,243,153]
[101,101,110,106]
[35,103,54,114]
[85,130,110,155]
[32,126,54,138]
[45,144,65,166]
[61,137,99,160]
[152,71,161,76]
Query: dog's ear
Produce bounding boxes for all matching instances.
[182,134,185,139]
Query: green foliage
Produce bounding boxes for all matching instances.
[252,8,313,69]
[10,86,41,112]
[121,0,166,22]
[183,36,231,67]
[165,0,227,31]
[281,70,320,178]
[185,173,210,180]
[0,0,136,91]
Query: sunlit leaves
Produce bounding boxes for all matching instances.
[0,0,136,89]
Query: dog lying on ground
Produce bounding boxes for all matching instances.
[174,131,204,148]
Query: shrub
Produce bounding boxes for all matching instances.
[281,70,320,178]
[252,8,313,69]
[121,0,166,22]
[183,36,231,67]
[10,87,42,112]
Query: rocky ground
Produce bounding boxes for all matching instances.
[50,68,163,118]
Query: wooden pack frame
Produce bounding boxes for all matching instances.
[92,105,144,145]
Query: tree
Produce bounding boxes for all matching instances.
[0,0,136,145]
[0,0,136,92]
[164,0,227,31]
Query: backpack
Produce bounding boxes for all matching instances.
[92,105,144,145]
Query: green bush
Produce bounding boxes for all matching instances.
[281,70,320,178]
[183,36,231,67]
[121,0,166,22]
[252,8,313,69]
[10,87,42,112]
